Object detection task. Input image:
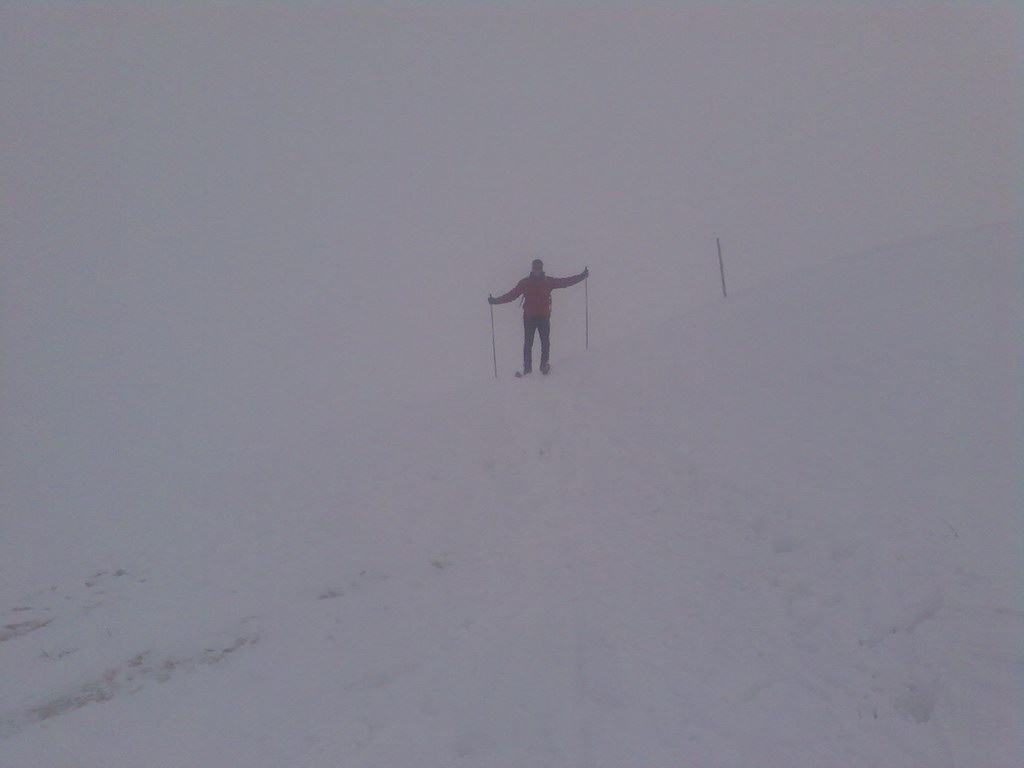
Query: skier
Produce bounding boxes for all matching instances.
[489,259,588,375]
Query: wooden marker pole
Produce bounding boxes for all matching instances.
[717,238,728,298]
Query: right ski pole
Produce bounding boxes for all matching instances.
[585,267,589,350]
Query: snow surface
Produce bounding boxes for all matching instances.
[1,223,1020,767]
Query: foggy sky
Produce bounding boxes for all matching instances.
[2,2,1020,527]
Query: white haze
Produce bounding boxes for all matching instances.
[1,221,1019,767]
[2,3,1020,591]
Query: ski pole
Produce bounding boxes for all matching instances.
[584,267,589,350]
[489,296,498,378]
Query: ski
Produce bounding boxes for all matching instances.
[514,364,549,378]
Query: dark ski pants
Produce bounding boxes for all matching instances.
[523,315,550,372]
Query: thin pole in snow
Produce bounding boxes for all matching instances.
[717,237,728,298]
[584,268,589,350]
[489,298,498,378]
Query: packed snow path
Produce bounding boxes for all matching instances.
[2,225,1020,767]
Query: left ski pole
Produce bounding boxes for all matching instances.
[489,297,498,378]
[584,268,589,350]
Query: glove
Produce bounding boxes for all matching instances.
[488,295,497,305]
[581,267,589,279]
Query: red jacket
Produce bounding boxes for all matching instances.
[492,271,586,317]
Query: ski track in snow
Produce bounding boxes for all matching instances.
[0,568,261,739]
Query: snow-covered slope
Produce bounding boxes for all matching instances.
[1,224,1020,767]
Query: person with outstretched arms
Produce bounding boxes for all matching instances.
[489,259,588,375]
